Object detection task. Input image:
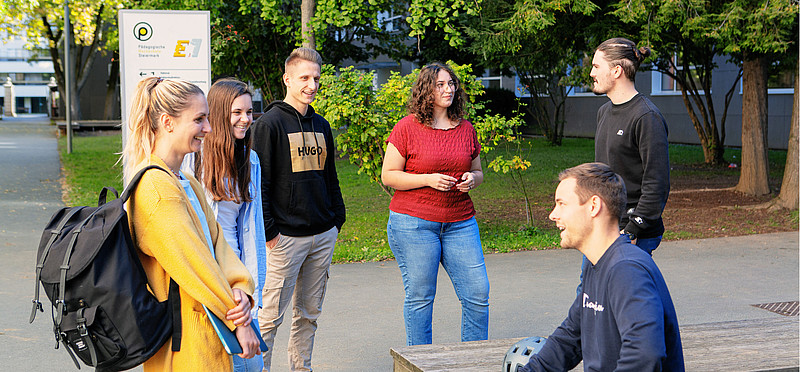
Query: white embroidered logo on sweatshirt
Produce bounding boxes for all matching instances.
[617,129,624,136]
[583,293,605,314]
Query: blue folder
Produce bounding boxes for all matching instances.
[204,305,268,355]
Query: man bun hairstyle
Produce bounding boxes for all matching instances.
[596,37,651,81]
[559,162,627,222]
[285,47,323,70]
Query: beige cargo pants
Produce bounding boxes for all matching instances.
[258,226,337,372]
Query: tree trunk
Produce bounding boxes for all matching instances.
[104,51,119,120]
[771,69,799,209]
[301,0,315,49]
[734,53,771,195]
[70,74,81,120]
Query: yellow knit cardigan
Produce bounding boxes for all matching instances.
[126,155,254,372]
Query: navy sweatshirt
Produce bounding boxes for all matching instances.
[595,94,670,239]
[250,101,346,239]
[523,236,684,372]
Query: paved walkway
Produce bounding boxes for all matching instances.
[1,116,797,371]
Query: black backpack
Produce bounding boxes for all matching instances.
[30,165,181,371]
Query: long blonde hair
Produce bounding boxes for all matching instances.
[123,77,204,170]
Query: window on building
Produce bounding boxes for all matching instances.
[0,47,27,61]
[31,97,47,114]
[514,74,551,97]
[16,97,27,113]
[651,53,705,95]
[479,68,504,89]
[377,11,403,32]
[735,61,794,95]
[564,56,594,96]
[767,64,794,94]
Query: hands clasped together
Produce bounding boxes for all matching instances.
[428,171,477,192]
[227,288,261,359]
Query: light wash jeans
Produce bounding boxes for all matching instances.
[577,235,663,294]
[233,312,265,372]
[387,211,490,346]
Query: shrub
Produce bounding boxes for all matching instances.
[316,62,529,207]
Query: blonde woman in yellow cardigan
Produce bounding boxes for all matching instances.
[122,77,261,371]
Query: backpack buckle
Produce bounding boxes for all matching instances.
[76,308,89,337]
[78,319,89,337]
[32,299,43,312]
[55,300,68,315]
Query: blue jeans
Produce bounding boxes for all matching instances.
[233,313,265,372]
[577,235,662,295]
[387,211,490,346]
[634,236,662,255]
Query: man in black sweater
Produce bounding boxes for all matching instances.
[522,163,683,372]
[591,37,670,254]
[251,47,346,372]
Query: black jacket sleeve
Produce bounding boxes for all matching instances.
[323,122,346,231]
[625,111,670,237]
[250,117,280,241]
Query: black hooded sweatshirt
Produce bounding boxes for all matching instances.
[595,93,669,240]
[250,100,346,240]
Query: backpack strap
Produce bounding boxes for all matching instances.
[55,210,98,328]
[30,206,85,324]
[121,165,170,203]
[169,279,182,351]
[125,165,184,351]
[97,186,119,206]
[75,307,99,367]
[60,335,82,369]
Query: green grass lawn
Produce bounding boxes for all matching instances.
[58,133,788,263]
[58,134,124,206]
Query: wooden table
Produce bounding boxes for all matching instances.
[390,317,799,371]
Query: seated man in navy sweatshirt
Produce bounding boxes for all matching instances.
[522,162,684,372]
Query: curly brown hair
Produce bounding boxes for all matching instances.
[408,62,466,127]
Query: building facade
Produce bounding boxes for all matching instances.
[0,37,56,116]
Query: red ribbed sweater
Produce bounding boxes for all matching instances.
[386,115,481,223]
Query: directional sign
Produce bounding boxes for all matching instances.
[118,9,210,175]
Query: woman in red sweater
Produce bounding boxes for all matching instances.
[381,62,490,346]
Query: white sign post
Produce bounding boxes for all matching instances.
[118,9,210,179]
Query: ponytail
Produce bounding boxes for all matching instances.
[122,77,204,174]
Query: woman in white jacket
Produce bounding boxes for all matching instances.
[182,78,267,372]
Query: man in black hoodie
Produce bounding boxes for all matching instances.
[590,37,670,254]
[251,47,345,372]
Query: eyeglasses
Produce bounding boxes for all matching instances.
[436,80,458,92]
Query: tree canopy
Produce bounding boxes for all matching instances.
[1,0,124,119]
